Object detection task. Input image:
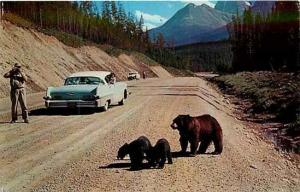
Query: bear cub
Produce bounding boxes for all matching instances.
[117,136,152,170]
[149,138,173,169]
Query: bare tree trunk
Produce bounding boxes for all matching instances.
[56,8,59,30]
[0,1,3,23]
[0,1,3,29]
[39,7,43,28]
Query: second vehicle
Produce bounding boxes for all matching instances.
[127,71,140,80]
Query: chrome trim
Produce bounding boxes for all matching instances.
[45,100,98,108]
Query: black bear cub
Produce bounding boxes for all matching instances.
[149,138,173,169]
[117,136,152,170]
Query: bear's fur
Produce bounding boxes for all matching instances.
[117,136,152,170]
[149,138,173,169]
[171,114,223,155]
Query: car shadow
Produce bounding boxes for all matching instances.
[29,108,97,116]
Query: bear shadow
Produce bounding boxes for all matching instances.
[171,151,195,158]
[171,151,219,158]
[99,162,152,172]
[99,162,131,169]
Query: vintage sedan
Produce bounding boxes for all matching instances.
[43,71,128,111]
[127,71,140,80]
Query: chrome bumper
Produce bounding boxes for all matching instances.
[45,100,100,108]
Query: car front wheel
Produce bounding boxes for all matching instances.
[102,101,109,111]
[118,99,124,105]
[118,90,127,105]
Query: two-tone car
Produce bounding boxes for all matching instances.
[43,71,128,111]
[127,71,140,80]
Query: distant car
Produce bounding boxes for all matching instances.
[43,71,128,111]
[127,71,140,80]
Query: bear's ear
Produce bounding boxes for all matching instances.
[177,115,185,128]
[182,115,191,126]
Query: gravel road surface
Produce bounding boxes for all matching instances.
[0,77,299,192]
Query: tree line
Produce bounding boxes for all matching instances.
[228,1,299,72]
[174,41,232,73]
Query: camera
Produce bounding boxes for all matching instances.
[11,67,20,74]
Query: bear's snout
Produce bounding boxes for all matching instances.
[117,156,122,160]
[171,122,178,129]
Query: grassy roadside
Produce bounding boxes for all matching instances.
[210,71,300,153]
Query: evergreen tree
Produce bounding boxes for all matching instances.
[228,1,299,72]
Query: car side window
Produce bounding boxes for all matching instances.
[99,78,105,85]
[105,75,110,84]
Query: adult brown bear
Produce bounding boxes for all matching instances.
[171,114,223,155]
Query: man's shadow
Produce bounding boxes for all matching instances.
[0,121,23,124]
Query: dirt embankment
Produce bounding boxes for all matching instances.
[210,72,300,153]
[0,21,171,98]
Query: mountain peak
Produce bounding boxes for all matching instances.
[215,1,250,14]
[200,4,211,9]
[149,2,232,46]
[185,3,212,10]
[185,3,196,8]
[183,3,197,9]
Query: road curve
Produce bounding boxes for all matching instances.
[0,77,299,192]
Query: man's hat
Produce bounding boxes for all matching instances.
[14,63,21,68]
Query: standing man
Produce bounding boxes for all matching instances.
[4,63,29,123]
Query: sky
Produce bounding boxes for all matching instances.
[95,1,217,30]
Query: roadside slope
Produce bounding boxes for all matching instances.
[0,21,171,98]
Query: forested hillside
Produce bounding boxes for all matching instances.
[175,41,232,73]
[173,1,299,73]
[228,1,299,72]
[1,1,186,72]
[0,20,168,98]
[2,1,148,50]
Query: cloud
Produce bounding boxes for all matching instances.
[181,1,216,8]
[135,10,167,30]
[143,23,157,30]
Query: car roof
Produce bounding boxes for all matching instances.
[68,71,111,79]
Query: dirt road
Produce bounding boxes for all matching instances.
[0,77,299,192]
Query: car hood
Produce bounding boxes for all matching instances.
[49,85,98,100]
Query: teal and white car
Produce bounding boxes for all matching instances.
[43,71,128,111]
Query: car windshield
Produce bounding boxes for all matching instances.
[129,72,137,75]
[64,77,103,85]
